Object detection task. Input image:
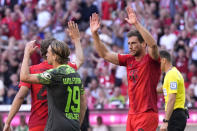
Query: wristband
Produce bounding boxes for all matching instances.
[163,119,169,123]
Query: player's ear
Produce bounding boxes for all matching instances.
[163,58,167,64]
[161,58,165,63]
[141,42,146,48]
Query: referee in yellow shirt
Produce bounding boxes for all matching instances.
[157,50,187,131]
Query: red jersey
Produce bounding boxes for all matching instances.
[19,61,77,129]
[118,54,161,114]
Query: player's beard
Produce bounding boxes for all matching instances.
[132,49,141,57]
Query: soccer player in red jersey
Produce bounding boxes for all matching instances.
[90,7,161,131]
[3,21,85,131]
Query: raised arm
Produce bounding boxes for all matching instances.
[67,21,84,68]
[125,7,159,60]
[20,41,40,83]
[3,86,29,131]
[90,13,119,65]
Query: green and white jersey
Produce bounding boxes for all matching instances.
[37,64,84,131]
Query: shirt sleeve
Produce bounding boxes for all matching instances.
[36,69,54,85]
[147,54,161,64]
[118,54,130,66]
[18,81,31,89]
[167,73,179,94]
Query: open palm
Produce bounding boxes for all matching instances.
[125,6,137,25]
[90,13,100,33]
[67,21,80,40]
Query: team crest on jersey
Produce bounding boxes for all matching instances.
[170,82,177,90]
[41,72,52,80]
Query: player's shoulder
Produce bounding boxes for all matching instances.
[166,67,180,80]
[121,54,134,62]
[30,61,51,72]
[119,53,132,58]
[29,64,40,71]
[54,64,76,75]
[146,54,160,63]
[30,62,45,69]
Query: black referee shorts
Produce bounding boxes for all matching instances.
[168,108,187,131]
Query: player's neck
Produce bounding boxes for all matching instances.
[135,51,145,61]
[165,63,173,73]
[53,62,61,68]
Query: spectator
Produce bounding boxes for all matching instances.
[5,74,18,104]
[114,65,126,87]
[0,24,9,44]
[15,115,28,131]
[160,26,177,51]
[175,48,188,74]
[179,30,190,46]
[81,68,92,88]
[109,87,125,108]
[0,79,5,104]
[99,67,114,96]
[0,62,11,87]
[79,0,99,30]
[63,0,81,24]
[22,12,37,37]
[187,76,197,107]
[189,31,197,65]
[187,63,197,82]
[36,0,51,34]
[89,78,100,99]
[51,2,65,41]
[1,8,12,27]
[93,116,109,131]
[101,0,117,20]
[95,88,108,109]
[85,88,96,109]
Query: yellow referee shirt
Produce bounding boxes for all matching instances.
[163,67,185,111]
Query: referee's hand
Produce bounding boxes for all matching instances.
[160,123,168,131]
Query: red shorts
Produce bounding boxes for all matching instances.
[29,125,45,131]
[126,111,158,131]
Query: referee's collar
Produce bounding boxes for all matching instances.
[166,66,174,74]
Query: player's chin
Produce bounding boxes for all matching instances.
[47,61,52,65]
[130,51,136,56]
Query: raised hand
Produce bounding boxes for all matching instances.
[24,40,38,56]
[90,13,100,34]
[125,6,138,25]
[67,21,80,41]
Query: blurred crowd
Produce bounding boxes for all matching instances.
[0,0,197,110]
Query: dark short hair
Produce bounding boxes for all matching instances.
[97,116,102,123]
[159,50,171,62]
[127,30,144,43]
[40,38,56,59]
[50,40,70,64]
